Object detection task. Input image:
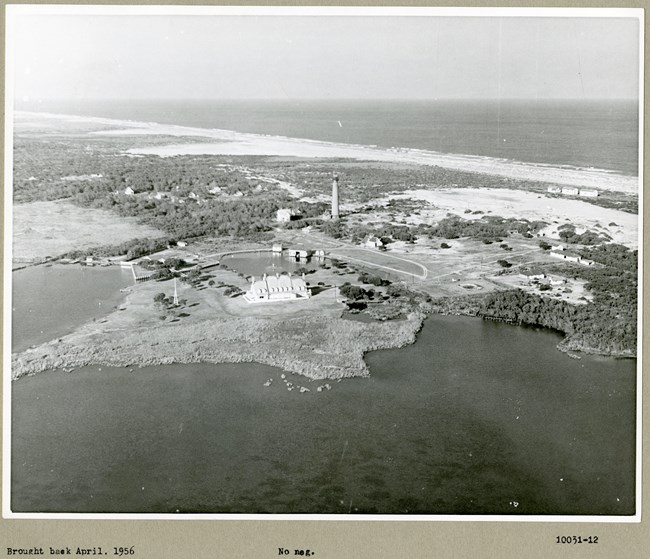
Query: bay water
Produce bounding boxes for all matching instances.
[11,265,132,352]
[10,268,636,515]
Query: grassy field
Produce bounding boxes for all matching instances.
[12,200,166,261]
[12,263,426,381]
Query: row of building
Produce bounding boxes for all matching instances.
[547,186,599,197]
[548,245,595,266]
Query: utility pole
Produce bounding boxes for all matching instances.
[173,277,179,306]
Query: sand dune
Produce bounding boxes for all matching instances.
[391,188,639,249]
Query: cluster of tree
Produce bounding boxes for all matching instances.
[578,243,638,271]
[477,288,636,355]
[558,229,612,245]
[368,223,416,243]
[357,272,391,286]
[419,215,545,241]
[428,239,637,355]
[140,256,186,274]
[243,158,562,205]
[223,286,243,296]
[296,267,316,275]
[325,220,419,245]
[296,201,331,218]
[557,226,611,245]
[105,193,284,240]
[63,237,170,260]
[13,138,271,203]
[546,244,638,310]
[339,283,374,300]
[481,243,636,354]
[14,136,303,253]
[319,220,347,239]
[385,283,428,303]
[153,292,177,306]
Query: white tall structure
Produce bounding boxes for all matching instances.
[173,277,179,306]
[331,174,339,220]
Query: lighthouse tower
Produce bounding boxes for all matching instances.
[331,174,340,220]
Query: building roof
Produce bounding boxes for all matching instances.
[249,274,308,295]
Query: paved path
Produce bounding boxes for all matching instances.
[199,248,273,270]
[330,247,429,280]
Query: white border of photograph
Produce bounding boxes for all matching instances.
[3,4,644,522]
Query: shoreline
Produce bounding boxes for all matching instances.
[12,302,635,383]
[429,308,636,360]
[11,310,427,382]
[16,110,638,193]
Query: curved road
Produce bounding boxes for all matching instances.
[329,247,428,280]
[196,244,428,281]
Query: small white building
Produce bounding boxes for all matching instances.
[519,268,546,281]
[272,244,283,253]
[547,186,562,194]
[365,236,384,248]
[579,189,599,198]
[124,187,135,195]
[548,275,567,286]
[286,249,310,259]
[561,187,579,196]
[550,250,579,263]
[177,241,188,248]
[276,208,295,222]
[550,250,593,265]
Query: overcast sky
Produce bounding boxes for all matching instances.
[10,13,640,101]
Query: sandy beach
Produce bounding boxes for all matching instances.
[390,188,639,249]
[18,111,639,194]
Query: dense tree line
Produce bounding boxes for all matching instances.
[430,242,638,355]
[557,225,611,245]
[476,289,636,355]
[63,237,171,260]
[418,215,545,241]
[14,139,266,203]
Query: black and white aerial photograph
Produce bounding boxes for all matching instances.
[5,6,642,518]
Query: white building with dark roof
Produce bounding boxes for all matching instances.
[244,273,311,303]
[276,208,295,222]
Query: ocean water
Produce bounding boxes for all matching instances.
[19,99,639,175]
